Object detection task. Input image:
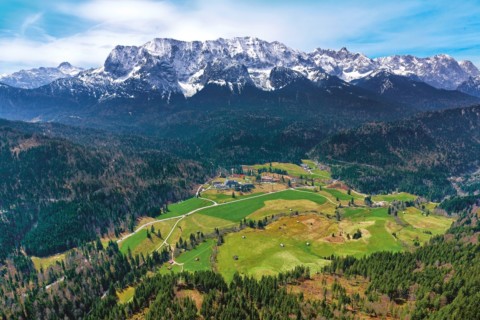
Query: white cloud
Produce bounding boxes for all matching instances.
[20,12,44,35]
[0,0,479,73]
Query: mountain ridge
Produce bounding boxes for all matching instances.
[0,62,83,89]
[2,37,478,96]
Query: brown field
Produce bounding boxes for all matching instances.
[175,289,204,310]
[288,273,369,301]
[288,273,413,319]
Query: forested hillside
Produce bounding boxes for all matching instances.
[1,196,478,319]
[311,105,480,200]
[0,120,210,258]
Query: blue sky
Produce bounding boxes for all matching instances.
[1,0,480,73]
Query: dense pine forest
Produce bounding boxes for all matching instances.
[0,119,211,259]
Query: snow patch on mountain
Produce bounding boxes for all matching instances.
[457,76,480,97]
[0,63,83,89]
[374,54,476,90]
[18,37,479,99]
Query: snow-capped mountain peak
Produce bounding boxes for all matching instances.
[0,62,83,89]
[308,47,376,82]
[57,62,83,76]
[8,37,478,100]
[374,54,474,90]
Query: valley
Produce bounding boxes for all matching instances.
[0,30,478,319]
[61,160,450,306]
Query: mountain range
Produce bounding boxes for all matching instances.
[1,37,480,97]
[0,36,478,197]
[0,62,83,89]
[0,37,479,129]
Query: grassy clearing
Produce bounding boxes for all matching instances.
[117,286,135,304]
[201,183,286,205]
[198,190,327,222]
[372,192,417,202]
[247,199,335,220]
[201,189,277,204]
[176,289,204,310]
[200,192,235,204]
[252,162,307,177]
[176,239,216,272]
[155,197,212,220]
[31,253,66,271]
[252,161,329,179]
[159,214,235,251]
[217,215,335,281]
[323,188,362,201]
[217,203,454,280]
[301,160,331,179]
[107,162,453,283]
[400,207,453,235]
[119,219,179,256]
[424,202,438,211]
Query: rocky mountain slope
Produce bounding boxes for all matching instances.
[0,62,83,89]
[2,37,478,97]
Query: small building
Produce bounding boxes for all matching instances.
[373,201,388,207]
[237,183,255,192]
[225,179,239,189]
[261,176,280,183]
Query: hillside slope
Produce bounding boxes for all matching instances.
[311,105,480,199]
[0,119,209,258]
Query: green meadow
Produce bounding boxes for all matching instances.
[197,189,327,221]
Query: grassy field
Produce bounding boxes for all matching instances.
[119,219,179,255]
[176,239,216,272]
[400,207,453,236]
[323,188,363,201]
[216,215,334,281]
[31,253,66,271]
[247,199,334,220]
[301,160,331,179]
[252,161,330,180]
[117,286,135,304]
[372,192,417,202]
[201,187,280,204]
[156,213,237,251]
[107,161,454,284]
[198,189,327,222]
[199,192,235,204]
[252,162,307,177]
[216,204,454,281]
[155,197,212,220]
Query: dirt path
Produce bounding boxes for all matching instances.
[118,187,334,246]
